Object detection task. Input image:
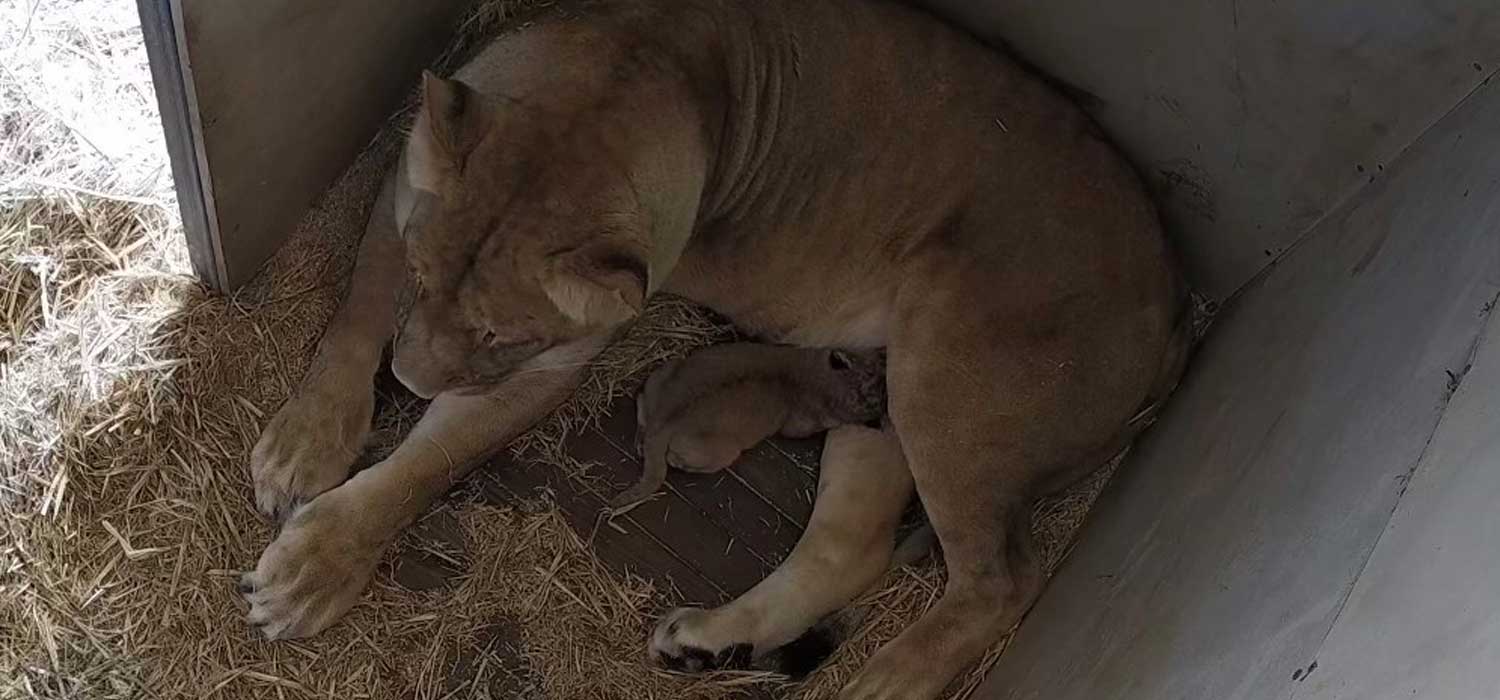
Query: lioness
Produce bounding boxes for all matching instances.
[240,0,1191,697]
[620,343,885,509]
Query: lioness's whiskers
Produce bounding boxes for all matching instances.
[505,360,597,378]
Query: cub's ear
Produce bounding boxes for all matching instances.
[408,70,490,190]
[543,242,648,329]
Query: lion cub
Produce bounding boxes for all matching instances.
[613,343,886,510]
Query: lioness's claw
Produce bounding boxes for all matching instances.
[243,488,384,639]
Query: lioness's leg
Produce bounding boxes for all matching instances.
[649,425,914,671]
[241,352,589,639]
[838,272,1131,700]
[250,174,404,519]
[839,475,1039,700]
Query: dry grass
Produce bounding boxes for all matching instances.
[0,1,1130,698]
[787,457,1121,700]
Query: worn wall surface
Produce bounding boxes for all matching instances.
[168,0,472,288]
[919,0,1500,299]
[1295,295,1500,700]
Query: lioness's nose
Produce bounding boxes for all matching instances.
[390,354,442,400]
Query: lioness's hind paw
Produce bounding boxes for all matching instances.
[649,608,755,673]
[659,641,754,673]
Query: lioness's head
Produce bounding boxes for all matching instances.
[388,70,655,398]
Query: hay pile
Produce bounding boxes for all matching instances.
[0,1,1122,698]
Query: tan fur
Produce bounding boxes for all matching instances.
[615,343,885,509]
[243,1,1192,697]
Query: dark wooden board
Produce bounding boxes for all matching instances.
[484,395,821,599]
[389,392,823,608]
[481,455,728,606]
[593,402,805,565]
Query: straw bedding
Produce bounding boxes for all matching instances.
[1,1,1132,698]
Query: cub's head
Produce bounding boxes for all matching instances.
[388,71,652,398]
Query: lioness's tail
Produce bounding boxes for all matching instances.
[1127,265,1207,435]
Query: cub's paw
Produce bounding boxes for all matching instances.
[250,384,372,520]
[649,608,754,673]
[240,486,385,640]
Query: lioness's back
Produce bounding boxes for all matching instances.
[450,0,1180,345]
[592,0,1179,343]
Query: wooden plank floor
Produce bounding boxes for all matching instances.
[383,392,824,695]
[481,393,822,603]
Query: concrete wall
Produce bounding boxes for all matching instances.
[918,0,1500,299]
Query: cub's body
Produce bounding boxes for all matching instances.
[618,344,885,507]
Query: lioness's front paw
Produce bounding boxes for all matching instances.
[240,488,385,640]
[250,383,373,520]
[649,608,754,672]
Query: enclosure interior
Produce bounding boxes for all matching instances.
[146,0,1500,697]
[141,0,474,289]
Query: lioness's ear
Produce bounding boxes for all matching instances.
[422,70,488,159]
[543,244,648,329]
[408,70,488,189]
